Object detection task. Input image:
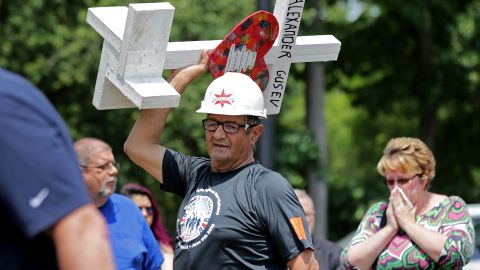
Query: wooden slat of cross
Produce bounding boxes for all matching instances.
[87,0,341,114]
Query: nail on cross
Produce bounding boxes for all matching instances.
[86,0,341,115]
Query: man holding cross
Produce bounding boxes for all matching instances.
[124,51,318,269]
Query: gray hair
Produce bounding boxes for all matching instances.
[74,137,111,166]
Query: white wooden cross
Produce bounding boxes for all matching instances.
[87,0,341,115]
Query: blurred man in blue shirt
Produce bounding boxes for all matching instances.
[75,137,163,270]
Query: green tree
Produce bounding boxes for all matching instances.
[0,0,256,232]
[2,0,479,242]
[320,0,480,239]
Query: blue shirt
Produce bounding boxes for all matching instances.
[99,193,163,270]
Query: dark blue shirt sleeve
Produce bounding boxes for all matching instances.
[0,69,91,238]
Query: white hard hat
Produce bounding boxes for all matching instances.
[196,72,267,118]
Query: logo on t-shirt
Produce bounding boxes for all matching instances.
[29,187,50,208]
[178,188,221,249]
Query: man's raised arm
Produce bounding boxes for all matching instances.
[124,51,209,184]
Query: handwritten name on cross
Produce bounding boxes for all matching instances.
[87,0,341,114]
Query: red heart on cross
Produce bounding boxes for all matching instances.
[208,10,279,91]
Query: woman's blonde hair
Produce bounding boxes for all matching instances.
[376,137,436,189]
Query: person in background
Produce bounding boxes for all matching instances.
[121,182,174,270]
[342,137,475,269]
[0,68,115,269]
[124,51,317,269]
[295,189,344,270]
[74,137,163,270]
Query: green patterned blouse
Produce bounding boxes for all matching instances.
[341,196,475,269]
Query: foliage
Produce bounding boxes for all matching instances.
[1,0,480,241]
[321,0,480,239]
[0,0,255,233]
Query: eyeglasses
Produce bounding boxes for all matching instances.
[139,206,154,215]
[202,119,256,134]
[81,161,120,172]
[384,174,419,187]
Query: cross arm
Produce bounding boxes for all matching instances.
[164,35,341,70]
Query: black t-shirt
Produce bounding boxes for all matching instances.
[0,69,91,269]
[162,149,314,269]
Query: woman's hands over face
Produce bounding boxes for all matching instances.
[390,189,416,229]
[385,201,399,232]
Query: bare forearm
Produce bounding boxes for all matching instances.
[53,205,115,270]
[124,107,169,182]
[125,60,204,154]
[124,51,209,182]
[347,226,397,269]
[125,62,202,153]
[125,108,169,158]
[403,222,447,262]
[287,249,319,270]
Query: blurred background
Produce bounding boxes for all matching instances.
[1,0,479,243]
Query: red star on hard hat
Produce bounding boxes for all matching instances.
[214,89,233,107]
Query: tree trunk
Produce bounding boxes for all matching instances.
[258,117,276,169]
[415,3,437,151]
[307,62,328,239]
[256,0,276,169]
